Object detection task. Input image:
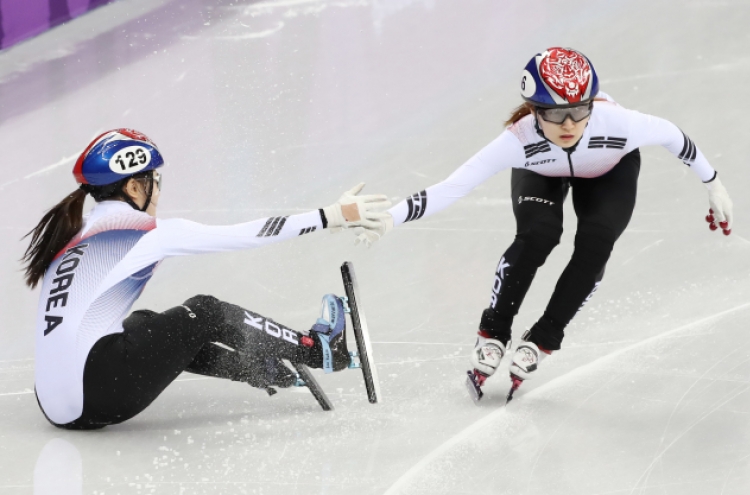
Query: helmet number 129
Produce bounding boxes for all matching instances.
[110,146,152,175]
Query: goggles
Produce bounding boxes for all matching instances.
[153,171,162,191]
[536,102,593,124]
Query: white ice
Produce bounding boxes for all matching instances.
[1,0,749,494]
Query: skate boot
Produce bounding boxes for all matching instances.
[308,294,351,373]
[465,332,510,402]
[509,341,549,380]
[506,340,551,403]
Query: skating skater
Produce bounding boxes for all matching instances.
[23,129,390,429]
[351,47,734,399]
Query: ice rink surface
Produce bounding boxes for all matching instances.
[1,0,749,493]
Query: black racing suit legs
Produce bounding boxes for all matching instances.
[54,296,324,430]
[479,149,640,351]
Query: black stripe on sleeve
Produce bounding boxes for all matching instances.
[264,217,282,237]
[405,190,428,222]
[679,132,697,161]
[679,132,689,160]
[271,216,288,236]
[319,209,328,228]
[258,218,274,237]
[257,216,288,237]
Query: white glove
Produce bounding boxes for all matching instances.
[323,183,391,231]
[704,177,733,235]
[353,212,394,247]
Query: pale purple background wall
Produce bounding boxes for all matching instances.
[0,0,113,49]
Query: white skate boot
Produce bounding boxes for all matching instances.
[506,341,550,403]
[465,335,510,403]
[509,341,548,380]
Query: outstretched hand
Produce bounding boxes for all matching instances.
[353,212,394,247]
[704,177,733,236]
[323,183,391,231]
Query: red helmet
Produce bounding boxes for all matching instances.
[520,47,599,108]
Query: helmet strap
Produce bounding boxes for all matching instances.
[120,173,154,212]
[123,196,144,211]
[140,174,154,212]
[532,114,550,142]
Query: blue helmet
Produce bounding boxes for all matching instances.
[73,129,164,186]
[520,47,599,108]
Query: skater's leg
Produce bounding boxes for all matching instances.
[479,169,567,342]
[525,149,641,351]
[470,170,566,385]
[67,298,228,428]
[185,343,298,389]
[65,295,319,428]
[187,293,351,379]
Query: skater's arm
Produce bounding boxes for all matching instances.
[147,210,324,257]
[388,131,523,226]
[627,110,716,183]
[127,183,390,258]
[627,110,733,233]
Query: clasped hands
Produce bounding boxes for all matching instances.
[323,183,393,246]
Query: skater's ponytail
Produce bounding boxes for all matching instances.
[505,102,534,127]
[22,188,87,289]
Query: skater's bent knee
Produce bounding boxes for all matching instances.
[515,231,561,264]
[571,233,616,270]
[517,221,562,248]
[183,295,223,313]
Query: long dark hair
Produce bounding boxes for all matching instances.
[22,188,88,289]
[505,102,534,127]
[21,171,154,289]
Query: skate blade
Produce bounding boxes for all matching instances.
[465,370,484,404]
[341,261,382,404]
[292,363,334,411]
[506,375,524,404]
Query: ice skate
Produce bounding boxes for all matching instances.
[506,341,550,403]
[465,334,510,403]
[309,293,352,373]
[283,293,351,412]
[291,263,382,411]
